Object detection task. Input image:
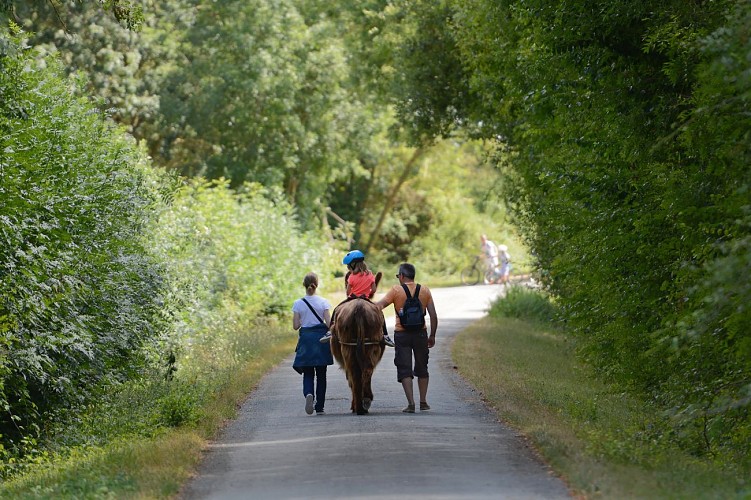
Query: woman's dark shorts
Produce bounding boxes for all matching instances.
[394,330,429,382]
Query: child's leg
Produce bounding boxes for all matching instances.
[381,313,395,347]
[320,308,336,343]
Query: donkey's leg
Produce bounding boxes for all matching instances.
[346,373,356,413]
[342,347,357,413]
[353,362,367,415]
[363,344,384,412]
[362,367,373,411]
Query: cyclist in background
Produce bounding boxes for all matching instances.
[480,234,501,284]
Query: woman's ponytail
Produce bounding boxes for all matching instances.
[303,272,319,293]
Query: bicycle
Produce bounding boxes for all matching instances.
[460,255,498,285]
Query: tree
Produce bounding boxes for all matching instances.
[1,0,143,31]
[384,0,750,455]
[156,0,375,227]
[324,0,476,252]
[8,0,191,159]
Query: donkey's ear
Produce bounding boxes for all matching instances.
[368,271,382,300]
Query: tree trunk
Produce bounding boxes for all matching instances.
[363,145,425,254]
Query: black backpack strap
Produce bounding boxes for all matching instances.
[301,298,326,325]
[401,284,421,302]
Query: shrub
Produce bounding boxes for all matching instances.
[150,178,337,376]
[489,286,558,325]
[0,28,168,454]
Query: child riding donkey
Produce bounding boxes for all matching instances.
[321,250,395,347]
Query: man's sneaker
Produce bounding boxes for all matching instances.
[316,409,325,415]
[420,401,431,411]
[382,334,395,347]
[305,394,314,415]
[319,331,332,343]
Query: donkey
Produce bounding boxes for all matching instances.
[330,298,386,414]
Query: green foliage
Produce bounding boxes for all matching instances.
[2,1,144,31]
[11,0,508,259]
[0,30,167,461]
[11,0,385,229]
[156,0,376,227]
[333,0,474,142]
[44,376,206,454]
[150,178,336,375]
[328,1,523,275]
[156,380,202,428]
[0,174,329,478]
[652,4,751,458]
[0,320,295,498]
[369,139,519,278]
[389,0,751,458]
[366,0,472,141]
[13,0,192,156]
[489,286,558,325]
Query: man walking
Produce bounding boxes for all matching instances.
[376,263,438,413]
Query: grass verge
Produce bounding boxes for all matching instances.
[452,316,749,498]
[0,334,296,499]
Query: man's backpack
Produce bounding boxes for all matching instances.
[399,284,425,331]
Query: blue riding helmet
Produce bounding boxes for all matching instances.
[342,250,365,265]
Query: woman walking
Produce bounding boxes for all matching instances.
[292,272,333,415]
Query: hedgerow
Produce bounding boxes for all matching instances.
[0,27,167,465]
[404,0,751,460]
[0,28,338,476]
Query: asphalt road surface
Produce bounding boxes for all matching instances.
[181,284,571,500]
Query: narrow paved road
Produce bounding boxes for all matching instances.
[181,285,570,499]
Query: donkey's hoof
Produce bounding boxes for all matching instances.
[362,398,372,411]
